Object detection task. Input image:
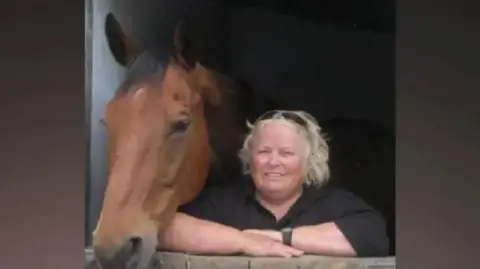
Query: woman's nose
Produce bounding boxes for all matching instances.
[267,153,280,165]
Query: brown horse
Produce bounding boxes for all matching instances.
[91,13,242,269]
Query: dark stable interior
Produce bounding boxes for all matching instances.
[97,0,396,255]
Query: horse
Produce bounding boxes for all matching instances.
[91,13,244,269]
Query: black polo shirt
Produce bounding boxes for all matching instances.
[178,180,390,257]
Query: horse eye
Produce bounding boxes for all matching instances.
[169,119,190,135]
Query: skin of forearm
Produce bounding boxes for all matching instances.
[291,222,356,256]
[158,213,246,255]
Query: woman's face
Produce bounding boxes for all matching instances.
[251,120,306,198]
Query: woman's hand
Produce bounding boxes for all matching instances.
[239,231,303,258]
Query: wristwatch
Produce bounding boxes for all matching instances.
[281,227,293,246]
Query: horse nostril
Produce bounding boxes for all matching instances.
[123,236,143,269]
[92,237,146,269]
[128,236,143,255]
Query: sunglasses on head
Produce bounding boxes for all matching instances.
[256,110,308,127]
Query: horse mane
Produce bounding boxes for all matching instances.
[197,69,247,183]
[114,51,167,96]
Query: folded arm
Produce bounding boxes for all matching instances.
[158,212,246,255]
[245,222,355,256]
[159,212,304,258]
[158,187,246,254]
[245,191,390,257]
[157,187,303,258]
[290,221,357,256]
[292,190,390,257]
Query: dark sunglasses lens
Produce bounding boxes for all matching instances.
[283,113,307,126]
[257,111,307,127]
[258,111,277,121]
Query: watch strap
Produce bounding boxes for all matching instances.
[281,227,293,246]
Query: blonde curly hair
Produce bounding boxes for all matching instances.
[237,110,330,187]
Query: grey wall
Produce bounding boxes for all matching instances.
[86,0,130,246]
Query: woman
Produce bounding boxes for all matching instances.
[159,110,390,257]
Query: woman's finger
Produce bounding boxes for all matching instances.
[281,245,303,257]
[273,244,298,258]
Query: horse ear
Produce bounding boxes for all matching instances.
[172,21,189,67]
[104,13,139,67]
